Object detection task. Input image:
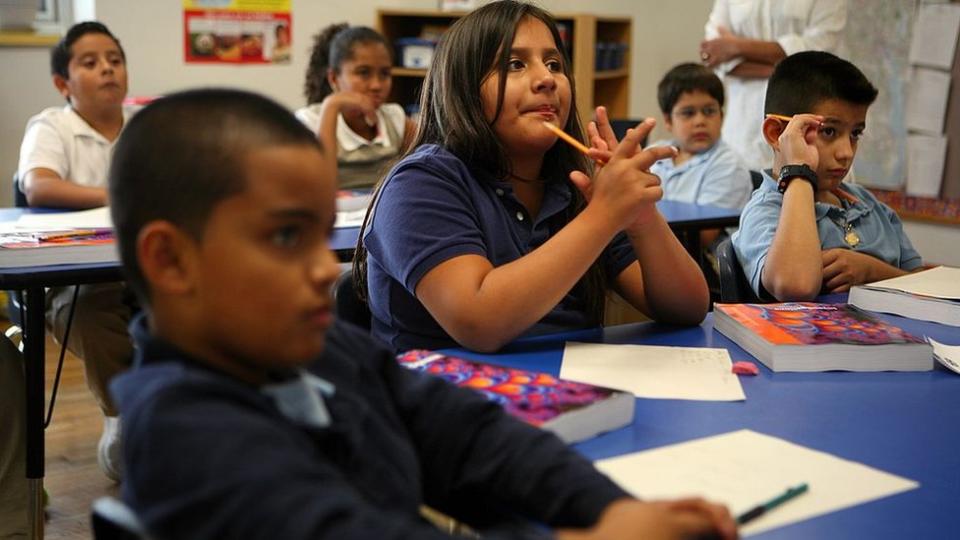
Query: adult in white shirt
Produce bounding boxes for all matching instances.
[700,0,847,172]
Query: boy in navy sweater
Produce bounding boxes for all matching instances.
[107,88,735,539]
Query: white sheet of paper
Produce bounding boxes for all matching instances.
[14,207,113,231]
[867,266,960,300]
[334,209,365,229]
[906,133,948,197]
[909,3,960,69]
[929,338,960,374]
[905,68,951,134]
[596,430,919,536]
[560,342,745,401]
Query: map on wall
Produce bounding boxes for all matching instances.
[847,0,918,189]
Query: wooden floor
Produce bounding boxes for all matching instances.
[5,316,117,540]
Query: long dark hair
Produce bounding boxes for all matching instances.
[354,0,608,325]
[304,24,390,105]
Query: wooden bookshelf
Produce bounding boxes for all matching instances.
[377,9,632,120]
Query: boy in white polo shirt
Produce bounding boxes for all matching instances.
[15,21,136,483]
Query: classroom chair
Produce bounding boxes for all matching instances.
[749,170,764,191]
[91,497,148,540]
[716,237,762,303]
[333,268,371,330]
[609,118,649,147]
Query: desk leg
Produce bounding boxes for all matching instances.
[23,287,45,540]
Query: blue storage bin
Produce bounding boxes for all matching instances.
[395,37,437,69]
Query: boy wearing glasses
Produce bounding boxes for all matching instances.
[650,62,752,250]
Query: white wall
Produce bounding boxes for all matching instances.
[2,0,958,263]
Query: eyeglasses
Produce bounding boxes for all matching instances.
[672,106,721,120]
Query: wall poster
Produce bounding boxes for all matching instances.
[183,0,291,64]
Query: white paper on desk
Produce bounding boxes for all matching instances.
[560,342,745,401]
[909,3,960,69]
[595,430,918,537]
[334,209,365,228]
[906,133,947,197]
[867,265,960,300]
[929,338,960,375]
[14,206,113,231]
[905,68,951,135]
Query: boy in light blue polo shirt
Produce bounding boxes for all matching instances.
[732,51,923,301]
[650,63,752,251]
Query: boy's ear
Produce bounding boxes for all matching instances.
[662,113,673,131]
[52,74,70,100]
[761,117,785,151]
[137,221,199,297]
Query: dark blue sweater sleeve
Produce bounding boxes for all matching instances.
[372,350,629,529]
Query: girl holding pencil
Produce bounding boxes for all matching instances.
[355,0,709,352]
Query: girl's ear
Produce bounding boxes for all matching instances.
[326,68,339,93]
[137,221,199,298]
[761,117,785,151]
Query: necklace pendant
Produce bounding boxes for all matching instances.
[845,228,861,248]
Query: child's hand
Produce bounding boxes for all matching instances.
[586,106,620,156]
[557,498,738,540]
[776,114,823,172]
[322,91,378,126]
[821,248,878,292]
[574,118,674,230]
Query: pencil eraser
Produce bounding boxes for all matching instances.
[732,361,759,376]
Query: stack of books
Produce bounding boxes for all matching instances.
[0,207,117,268]
[397,350,634,444]
[849,266,960,327]
[714,302,932,372]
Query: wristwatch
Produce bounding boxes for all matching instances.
[777,164,818,194]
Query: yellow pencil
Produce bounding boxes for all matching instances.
[765,113,794,123]
[542,121,606,165]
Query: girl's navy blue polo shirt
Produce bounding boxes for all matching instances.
[364,144,637,351]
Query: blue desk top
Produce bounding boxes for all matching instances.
[444,307,960,539]
[0,208,360,285]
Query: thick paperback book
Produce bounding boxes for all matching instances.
[849,266,960,327]
[397,350,634,444]
[714,303,932,372]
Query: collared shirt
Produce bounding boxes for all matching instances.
[705,0,847,171]
[649,138,752,210]
[17,104,138,189]
[363,144,637,352]
[294,102,407,189]
[732,170,923,297]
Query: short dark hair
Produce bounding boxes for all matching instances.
[109,88,321,305]
[51,21,125,79]
[304,24,390,104]
[765,51,878,116]
[657,62,725,114]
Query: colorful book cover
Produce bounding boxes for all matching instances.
[396,350,627,429]
[714,303,925,346]
[0,230,114,250]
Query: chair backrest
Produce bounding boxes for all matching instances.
[749,170,764,191]
[609,118,649,147]
[91,497,148,540]
[716,237,761,304]
[13,171,28,208]
[333,268,371,330]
